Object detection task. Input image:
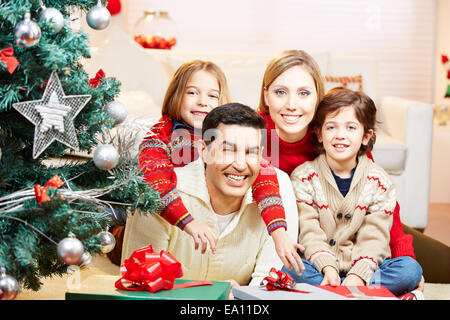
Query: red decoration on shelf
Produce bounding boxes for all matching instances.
[89,69,105,88]
[34,175,64,204]
[260,268,309,294]
[0,46,19,74]
[115,245,212,293]
[134,34,177,50]
[442,54,449,64]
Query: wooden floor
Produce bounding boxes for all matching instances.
[425,203,450,247]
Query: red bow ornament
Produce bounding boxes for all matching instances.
[115,245,212,293]
[0,46,19,74]
[260,268,309,294]
[34,175,65,204]
[89,69,106,88]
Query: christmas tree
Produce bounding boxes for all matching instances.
[0,0,159,297]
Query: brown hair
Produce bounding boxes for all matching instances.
[257,50,325,114]
[161,60,231,119]
[312,87,379,156]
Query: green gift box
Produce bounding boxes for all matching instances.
[65,275,230,300]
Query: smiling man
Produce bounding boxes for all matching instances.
[122,103,297,295]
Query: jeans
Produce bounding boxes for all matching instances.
[281,256,423,296]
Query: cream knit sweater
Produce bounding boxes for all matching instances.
[122,159,291,286]
[290,154,396,284]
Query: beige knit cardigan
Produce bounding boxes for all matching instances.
[290,154,396,284]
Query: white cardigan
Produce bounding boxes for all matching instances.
[122,158,299,285]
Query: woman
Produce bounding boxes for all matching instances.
[255,49,450,293]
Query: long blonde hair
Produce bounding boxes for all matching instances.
[161,60,231,120]
[257,50,325,114]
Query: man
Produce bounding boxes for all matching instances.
[122,103,298,296]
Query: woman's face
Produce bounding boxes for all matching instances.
[179,70,220,129]
[264,65,318,143]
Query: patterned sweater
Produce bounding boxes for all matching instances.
[138,114,287,234]
[291,154,396,284]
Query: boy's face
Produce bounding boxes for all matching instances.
[199,123,263,201]
[179,70,220,129]
[316,105,373,167]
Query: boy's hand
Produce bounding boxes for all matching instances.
[342,274,365,286]
[225,279,240,300]
[184,221,218,254]
[320,266,341,286]
[271,228,305,275]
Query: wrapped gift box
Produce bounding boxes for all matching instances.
[233,283,397,300]
[317,285,398,300]
[232,283,347,300]
[66,275,230,300]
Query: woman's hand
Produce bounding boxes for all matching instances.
[320,266,341,286]
[271,228,305,275]
[184,221,218,254]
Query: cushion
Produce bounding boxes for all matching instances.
[371,130,406,175]
[327,56,377,101]
[324,74,363,93]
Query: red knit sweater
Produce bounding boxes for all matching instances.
[260,113,415,259]
[138,114,287,234]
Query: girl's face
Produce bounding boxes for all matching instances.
[316,105,373,170]
[264,65,318,143]
[180,70,220,129]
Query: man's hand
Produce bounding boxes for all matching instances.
[184,221,218,254]
[342,274,365,286]
[320,266,341,286]
[271,228,305,275]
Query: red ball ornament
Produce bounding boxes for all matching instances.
[441,54,449,64]
[106,0,121,15]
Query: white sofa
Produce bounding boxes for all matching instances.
[83,26,434,229]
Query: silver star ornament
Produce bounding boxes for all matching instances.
[13,71,91,159]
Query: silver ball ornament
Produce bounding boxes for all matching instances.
[0,267,19,300]
[105,100,128,125]
[57,232,84,265]
[93,144,120,171]
[14,12,42,48]
[78,251,92,269]
[86,2,111,30]
[98,230,116,254]
[39,7,64,33]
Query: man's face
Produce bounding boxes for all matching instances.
[200,123,263,201]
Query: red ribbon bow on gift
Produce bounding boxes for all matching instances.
[115,245,213,293]
[89,69,106,88]
[34,175,65,204]
[260,267,309,294]
[0,46,19,74]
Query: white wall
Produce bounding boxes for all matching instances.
[115,0,436,104]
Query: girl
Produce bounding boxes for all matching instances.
[138,60,305,274]
[257,50,424,297]
[285,87,422,296]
